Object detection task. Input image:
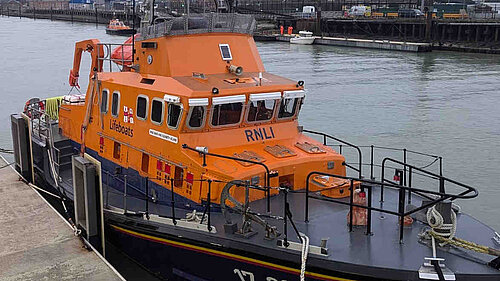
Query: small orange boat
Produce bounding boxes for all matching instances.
[105,19,135,36]
[11,13,500,281]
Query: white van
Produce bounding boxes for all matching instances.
[349,6,369,17]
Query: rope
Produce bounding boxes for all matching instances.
[424,205,500,257]
[0,147,13,154]
[299,232,309,281]
[0,162,15,169]
[184,209,204,223]
[426,205,457,246]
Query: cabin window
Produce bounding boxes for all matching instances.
[100,89,109,113]
[247,100,276,122]
[141,153,149,173]
[174,166,183,188]
[136,95,148,120]
[111,91,120,117]
[167,103,182,129]
[151,98,164,125]
[278,98,301,119]
[187,106,206,129]
[113,142,121,159]
[211,103,243,126]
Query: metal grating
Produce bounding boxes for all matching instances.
[140,13,256,40]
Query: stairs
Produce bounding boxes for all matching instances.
[54,138,76,173]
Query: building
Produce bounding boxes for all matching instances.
[29,0,70,9]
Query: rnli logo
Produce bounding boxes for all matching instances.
[110,120,134,137]
[244,127,275,142]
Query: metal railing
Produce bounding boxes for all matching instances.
[304,167,477,243]
[140,13,256,40]
[302,129,363,178]
[25,104,62,189]
[182,144,273,212]
[96,43,134,73]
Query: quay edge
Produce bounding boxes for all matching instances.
[0,156,124,281]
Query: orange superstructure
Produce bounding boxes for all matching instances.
[59,14,350,205]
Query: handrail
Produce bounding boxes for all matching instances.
[302,129,362,178]
[380,157,478,202]
[182,144,273,212]
[305,170,478,243]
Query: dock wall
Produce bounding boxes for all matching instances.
[0,6,140,25]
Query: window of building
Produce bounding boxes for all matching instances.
[151,98,164,125]
[136,95,148,120]
[187,106,206,129]
[100,89,109,113]
[167,103,182,129]
[247,100,275,122]
[111,91,120,117]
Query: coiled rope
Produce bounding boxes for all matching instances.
[424,205,500,257]
[299,232,309,281]
[426,205,457,246]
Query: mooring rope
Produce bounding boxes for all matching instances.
[423,205,500,257]
[299,232,309,281]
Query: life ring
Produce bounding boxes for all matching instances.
[23,98,43,119]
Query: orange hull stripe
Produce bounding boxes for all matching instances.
[111,225,355,281]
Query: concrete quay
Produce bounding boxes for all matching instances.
[275,35,432,52]
[0,157,123,281]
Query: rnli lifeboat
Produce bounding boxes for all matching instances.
[10,13,500,281]
[106,19,136,36]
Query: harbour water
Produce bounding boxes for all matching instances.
[0,15,499,237]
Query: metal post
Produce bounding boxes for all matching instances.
[439,156,442,176]
[403,148,407,186]
[349,179,354,232]
[366,185,372,235]
[207,180,212,231]
[283,189,289,247]
[370,145,374,179]
[123,175,128,213]
[323,135,327,145]
[408,166,412,204]
[145,177,149,218]
[305,176,309,222]
[339,144,342,154]
[380,164,385,202]
[397,170,405,243]
[132,0,135,64]
[170,178,176,225]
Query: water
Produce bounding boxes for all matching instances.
[1,16,499,236]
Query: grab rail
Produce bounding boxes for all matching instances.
[305,169,477,243]
[182,144,273,212]
[302,129,363,178]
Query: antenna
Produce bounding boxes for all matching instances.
[132,0,135,65]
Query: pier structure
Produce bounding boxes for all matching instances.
[0,157,123,280]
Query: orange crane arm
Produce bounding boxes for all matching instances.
[69,39,104,88]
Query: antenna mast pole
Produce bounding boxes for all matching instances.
[132,0,135,65]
